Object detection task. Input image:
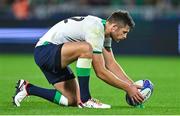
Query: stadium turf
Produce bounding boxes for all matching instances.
[0,54,180,115]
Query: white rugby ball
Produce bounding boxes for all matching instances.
[126,79,154,106]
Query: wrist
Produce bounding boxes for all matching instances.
[124,83,132,92]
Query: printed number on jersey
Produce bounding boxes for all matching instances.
[64,17,85,23]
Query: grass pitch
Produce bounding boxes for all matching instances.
[0,54,180,115]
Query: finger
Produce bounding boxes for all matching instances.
[131,97,135,105]
[133,95,140,103]
[134,84,143,89]
[138,92,144,101]
[135,94,143,103]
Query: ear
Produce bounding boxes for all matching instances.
[111,24,118,32]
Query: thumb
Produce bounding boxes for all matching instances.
[134,84,143,89]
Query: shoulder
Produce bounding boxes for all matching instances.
[85,16,103,27]
[84,15,104,33]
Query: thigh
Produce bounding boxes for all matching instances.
[42,66,75,85]
[61,42,92,68]
[34,43,78,84]
[34,43,62,72]
[54,78,81,105]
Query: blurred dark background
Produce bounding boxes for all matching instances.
[0,0,179,55]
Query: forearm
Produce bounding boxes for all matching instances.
[95,67,131,91]
[92,53,131,92]
[106,61,133,84]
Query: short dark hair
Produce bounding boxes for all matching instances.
[107,10,135,29]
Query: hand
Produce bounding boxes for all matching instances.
[126,84,144,104]
[134,84,143,89]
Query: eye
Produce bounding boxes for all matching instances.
[123,31,128,34]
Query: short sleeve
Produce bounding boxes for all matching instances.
[84,22,104,54]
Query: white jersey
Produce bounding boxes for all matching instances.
[36,15,112,53]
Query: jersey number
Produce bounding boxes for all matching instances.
[64,17,84,23]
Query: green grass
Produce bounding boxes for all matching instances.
[0,54,180,115]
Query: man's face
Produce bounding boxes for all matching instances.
[110,24,130,42]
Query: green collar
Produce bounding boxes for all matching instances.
[101,19,106,26]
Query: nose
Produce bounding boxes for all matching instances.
[123,34,127,39]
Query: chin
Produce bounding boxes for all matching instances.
[111,38,119,42]
[110,34,116,41]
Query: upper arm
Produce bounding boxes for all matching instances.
[92,53,106,76]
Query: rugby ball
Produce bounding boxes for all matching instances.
[126,80,154,106]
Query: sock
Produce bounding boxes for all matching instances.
[76,58,92,103]
[27,84,68,106]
